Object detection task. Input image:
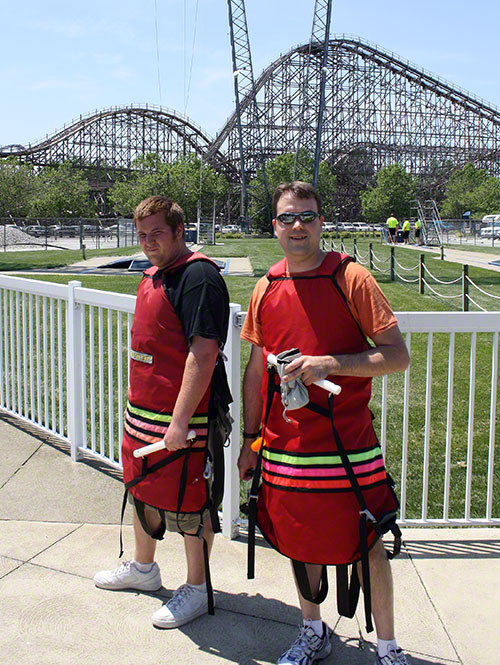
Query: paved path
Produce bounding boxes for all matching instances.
[396,242,500,272]
[0,414,498,665]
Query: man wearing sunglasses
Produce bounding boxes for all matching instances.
[238,181,410,665]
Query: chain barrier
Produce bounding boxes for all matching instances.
[337,239,499,312]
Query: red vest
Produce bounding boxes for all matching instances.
[256,252,398,564]
[121,252,218,512]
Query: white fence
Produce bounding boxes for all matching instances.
[0,275,498,536]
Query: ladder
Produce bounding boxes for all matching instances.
[410,199,443,246]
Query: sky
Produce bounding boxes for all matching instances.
[1,0,500,148]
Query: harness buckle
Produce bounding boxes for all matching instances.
[248,493,258,501]
[203,459,212,479]
[359,508,377,523]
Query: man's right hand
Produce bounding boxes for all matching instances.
[237,444,258,481]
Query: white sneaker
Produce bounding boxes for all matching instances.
[375,646,409,665]
[152,584,209,629]
[277,620,331,664]
[94,560,162,591]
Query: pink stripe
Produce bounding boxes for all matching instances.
[126,414,167,434]
[125,414,208,437]
[125,421,161,443]
[263,457,385,478]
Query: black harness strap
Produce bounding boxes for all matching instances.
[326,392,374,633]
[247,365,277,580]
[118,446,193,557]
[173,449,216,616]
[292,560,329,605]
[336,563,361,619]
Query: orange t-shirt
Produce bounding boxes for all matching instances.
[241,258,398,347]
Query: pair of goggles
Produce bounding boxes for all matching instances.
[275,210,319,225]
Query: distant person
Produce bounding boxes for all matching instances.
[386,214,398,244]
[94,195,231,630]
[415,219,422,245]
[402,219,410,245]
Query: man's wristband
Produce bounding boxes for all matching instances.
[243,431,260,439]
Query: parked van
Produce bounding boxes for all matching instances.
[480,214,500,239]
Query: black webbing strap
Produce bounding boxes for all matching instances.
[327,393,375,633]
[247,365,277,580]
[203,534,215,615]
[118,444,194,557]
[292,560,329,605]
[119,488,129,558]
[174,450,215,616]
[336,564,361,619]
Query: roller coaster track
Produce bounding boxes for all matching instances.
[212,35,500,166]
[2,35,500,215]
[0,104,234,176]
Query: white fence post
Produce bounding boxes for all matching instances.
[223,303,242,539]
[67,281,85,461]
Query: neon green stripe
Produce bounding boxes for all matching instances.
[263,447,380,466]
[127,402,207,424]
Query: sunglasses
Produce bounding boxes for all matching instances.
[275,210,319,225]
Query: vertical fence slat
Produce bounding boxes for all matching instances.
[43,296,49,428]
[117,311,124,464]
[422,332,433,521]
[36,295,41,424]
[0,288,4,407]
[22,293,28,417]
[16,291,22,415]
[89,306,96,453]
[67,281,85,461]
[222,303,241,539]
[57,299,64,434]
[465,332,477,520]
[443,332,455,521]
[486,332,498,520]
[98,307,105,456]
[50,299,55,430]
[107,308,114,461]
[4,290,10,409]
[29,294,34,421]
[380,374,388,457]
[10,291,15,412]
[399,333,411,522]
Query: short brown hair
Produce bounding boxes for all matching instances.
[272,181,322,218]
[133,195,185,231]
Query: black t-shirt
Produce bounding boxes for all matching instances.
[163,259,229,346]
[162,259,232,410]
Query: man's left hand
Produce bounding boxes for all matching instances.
[281,355,333,386]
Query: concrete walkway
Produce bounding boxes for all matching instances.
[0,414,498,665]
[394,242,500,273]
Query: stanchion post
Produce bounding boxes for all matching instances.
[419,254,425,295]
[462,264,469,311]
[390,246,395,281]
[353,237,357,262]
[369,242,373,270]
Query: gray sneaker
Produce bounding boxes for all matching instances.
[152,583,209,629]
[277,620,331,665]
[375,646,409,665]
[94,560,162,591]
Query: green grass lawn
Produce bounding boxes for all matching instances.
[4,238,499,521]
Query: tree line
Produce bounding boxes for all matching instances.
[1,154,499,228]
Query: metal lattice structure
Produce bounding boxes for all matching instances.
[2,35,500,220]
[1,104,233,177]
[293,0,333,184]
[217,35,500,217]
